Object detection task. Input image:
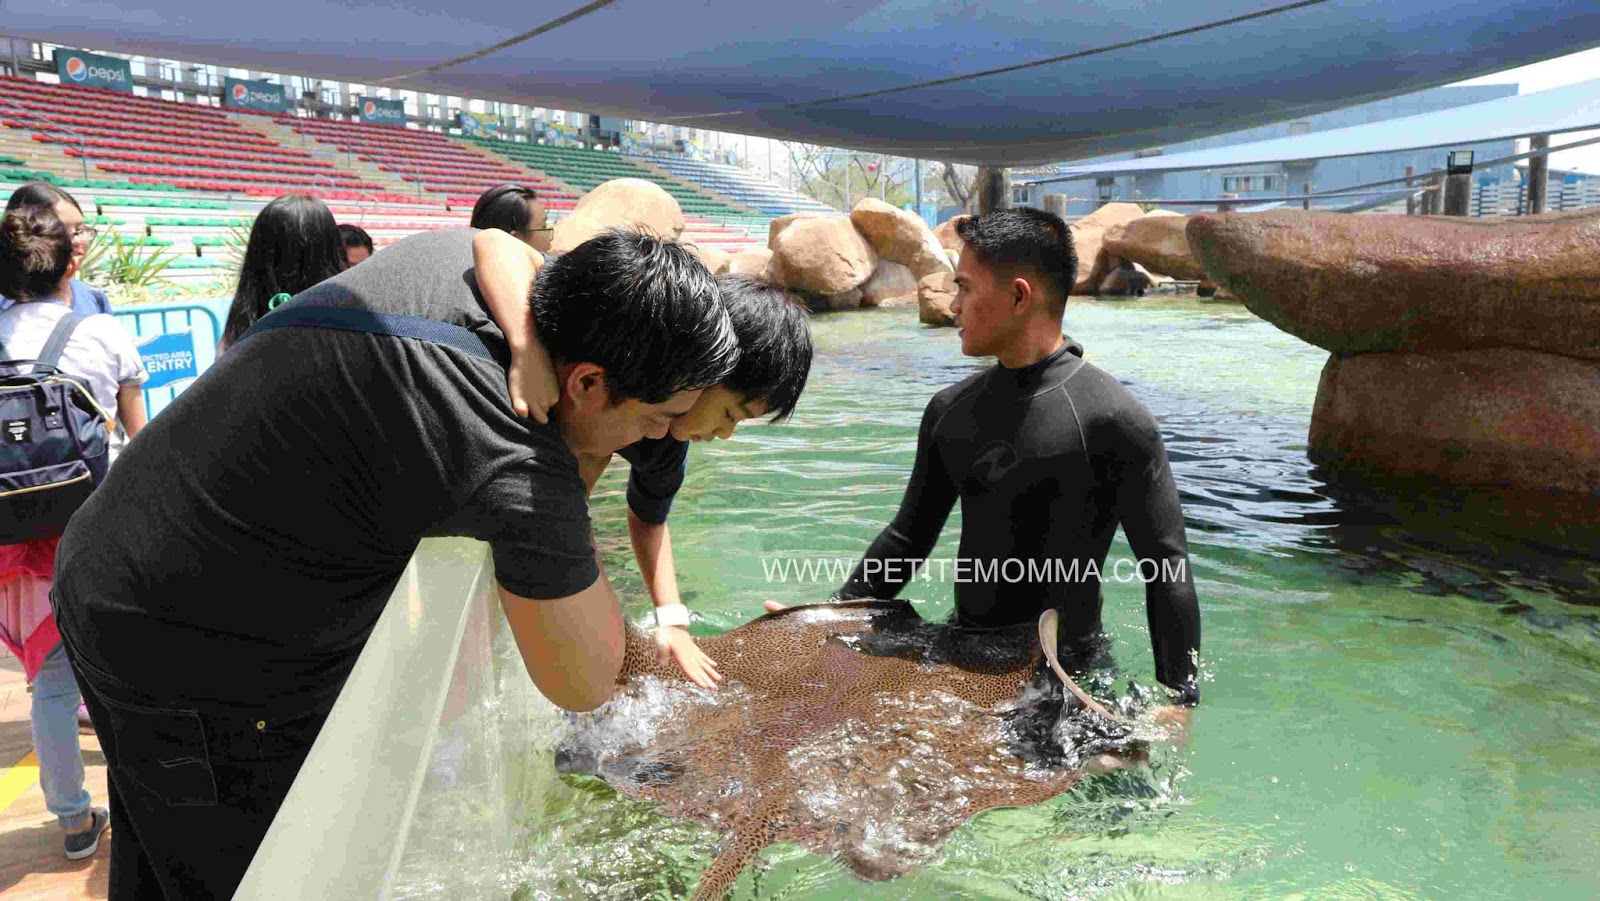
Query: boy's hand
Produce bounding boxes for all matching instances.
[656,625,721,689]
[509,339,560,424]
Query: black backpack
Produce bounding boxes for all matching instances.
[0,313,112,543]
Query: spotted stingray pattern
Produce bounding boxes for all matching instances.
[561,601,1092,900]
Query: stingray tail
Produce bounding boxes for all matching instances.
[691,814,773,901]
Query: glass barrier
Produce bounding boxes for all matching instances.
[235,537,566,899]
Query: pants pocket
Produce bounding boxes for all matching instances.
[98,693,218,807]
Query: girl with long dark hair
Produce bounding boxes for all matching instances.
[220,194,345,349]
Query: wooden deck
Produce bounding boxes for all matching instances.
[0,654,108,899]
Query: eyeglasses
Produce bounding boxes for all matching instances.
[72,225,98,242]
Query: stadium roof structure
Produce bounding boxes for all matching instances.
[8,1,1600,165]
[1025,77,1600,182]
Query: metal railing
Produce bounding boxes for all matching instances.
[0,96,92,179]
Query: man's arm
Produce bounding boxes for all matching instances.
[835,397,959,600]
[615,438,720,687]
[473,227,557,422]
[498,572,625,712]
[1106,401,1202,706]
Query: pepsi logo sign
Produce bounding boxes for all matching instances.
[65,57,87,81]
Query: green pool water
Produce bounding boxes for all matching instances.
[498,299,1600,899]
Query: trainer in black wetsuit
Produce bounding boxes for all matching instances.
[835,208,1201,706]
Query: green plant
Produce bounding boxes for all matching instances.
[80,227,177,290]
[219,223,251,292]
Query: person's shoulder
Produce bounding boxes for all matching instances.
[71,279,112,314]
[928,366,989,416]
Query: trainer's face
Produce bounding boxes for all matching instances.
[951,253,1021,358]
[669,386,770,443]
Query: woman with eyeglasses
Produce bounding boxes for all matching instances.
[1,196,149,864]
[1,182,112,316]
[470,183,552,252]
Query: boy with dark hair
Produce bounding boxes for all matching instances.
[474,229,813,685]
[779,207,1201,718]
[52,227,739,898]
[337,222,374,267]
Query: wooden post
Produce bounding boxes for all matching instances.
[1216,192,1238,213]
[1043,193,1067,219]
[1404,166,1417,216]
[1443,173,1472,216]
[1302,183,1312,211]
[1431,175,1445,215]
[1526,133,1550,215]
[977,166,1011,214]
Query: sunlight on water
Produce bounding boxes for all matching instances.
[398,299,1600,900]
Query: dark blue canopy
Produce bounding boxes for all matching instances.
[8,1,1600,164]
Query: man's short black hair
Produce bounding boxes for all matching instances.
[717,277,813,421]
[956,207,1078,312]
[531,229,739,403]
[337,223,373,251]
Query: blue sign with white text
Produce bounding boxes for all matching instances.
[359,97,407,125]
[54,49,133,94]
[136,330,199,391]
[224,77,290,113]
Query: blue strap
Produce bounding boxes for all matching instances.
[237,305,498,363]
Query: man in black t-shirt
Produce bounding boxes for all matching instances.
[50,228,739,899]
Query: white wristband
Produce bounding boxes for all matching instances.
[653,603,692,628]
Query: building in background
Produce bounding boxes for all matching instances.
[1026,84,1520,217]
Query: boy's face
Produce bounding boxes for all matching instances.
[670,385,770,443]
[557,363,704,455]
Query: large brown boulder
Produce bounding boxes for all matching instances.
[768,211,831,248]
[769,216,878,296]
[687,243,731,276]
[933,215,969,254]
[727,247,773,278]
[1070,203,1147,295]
[551,178,685,254]
[850,198,953,280]
[859,260,918,308]
[918,271,957,326]
[1104,212,1206,281]
[1187,208,1600,359]
[1309,348,1600,495]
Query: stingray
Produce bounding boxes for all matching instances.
[557,602,1138,899]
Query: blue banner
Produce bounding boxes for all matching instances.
[135,330,199,391]
[53,49,133,93]
[223,77,289,113]
[359,96,406,126]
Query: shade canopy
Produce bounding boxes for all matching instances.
[8,1,1600,164]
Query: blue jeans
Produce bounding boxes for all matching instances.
[31,642,93,830]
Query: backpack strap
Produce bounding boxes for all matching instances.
[237,304,498,363]
[37,312,88,370]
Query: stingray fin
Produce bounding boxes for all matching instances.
[1037,608,1128,724]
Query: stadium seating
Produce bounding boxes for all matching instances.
[640,155,836,216]
[461,137,750,219]
[0,77,418,203]
[275,116,581,210]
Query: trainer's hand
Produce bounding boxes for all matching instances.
[508,341,560,424]
[657,625,721,689]
[763,600,788,613]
